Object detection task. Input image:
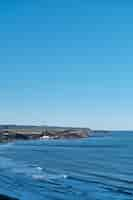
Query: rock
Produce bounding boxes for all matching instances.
[0,132,29,143]
[0,127,90,143]
[45,128,89,139]
[0,194,18,200]
[14,133,29,140]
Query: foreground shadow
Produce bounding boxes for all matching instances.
[0,194,18,200]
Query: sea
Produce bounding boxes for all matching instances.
[0,131,133,200]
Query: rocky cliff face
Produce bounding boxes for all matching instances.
[44,128,89,139]
[0,127,90,143]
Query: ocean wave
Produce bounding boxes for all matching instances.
[32,174,68,181]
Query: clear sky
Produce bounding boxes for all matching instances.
[0,0,133,129]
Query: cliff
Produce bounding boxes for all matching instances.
[0,126,90,143]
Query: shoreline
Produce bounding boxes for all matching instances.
[0,127,90,143]
[0,125,110,143]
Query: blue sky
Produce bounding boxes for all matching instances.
[0,0,133,129]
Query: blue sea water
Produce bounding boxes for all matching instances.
[0,131,133,200]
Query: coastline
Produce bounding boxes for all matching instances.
[0,125,90,143]
[0,125,111,143]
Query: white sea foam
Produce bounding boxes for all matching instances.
[36,167,43,171]
[32,174,68,181]
[40,136,50,139]
[12,166,44,177]
[0,155,67,183]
